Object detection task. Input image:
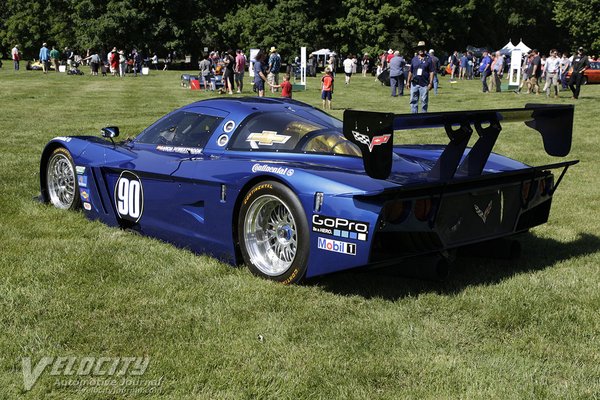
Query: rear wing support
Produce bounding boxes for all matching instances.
[343,104,575,181]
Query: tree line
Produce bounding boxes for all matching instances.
[0,0,598,61]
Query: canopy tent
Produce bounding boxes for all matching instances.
[514,40,532,53]
[309,48,337,68]
[498,40,515,55]
[310,48,336,56]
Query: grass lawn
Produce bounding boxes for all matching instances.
[0,64,599,399]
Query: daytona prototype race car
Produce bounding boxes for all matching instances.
[39,98,577,283]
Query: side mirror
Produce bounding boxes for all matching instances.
[101,126,120,139]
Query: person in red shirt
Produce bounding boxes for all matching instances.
[321,67,334,110]
[269,74,293,98]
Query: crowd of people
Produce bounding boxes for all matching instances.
[8,40,596,111]
[366,42,595,113]
[10,42,167,77]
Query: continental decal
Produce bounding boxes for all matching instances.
[243,183,273,205]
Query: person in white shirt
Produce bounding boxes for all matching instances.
[11,45,20,70]
[343,54,354,84]
[544,49,561,98]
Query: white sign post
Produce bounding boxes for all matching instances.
[300,46,307,86]
[249,48,259,77]
[508,49,522,90]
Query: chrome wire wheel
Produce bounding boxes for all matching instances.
[244,194,298,276]
[46,150,77,209]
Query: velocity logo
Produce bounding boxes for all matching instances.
[317,237,357,256]
[21,356,150,391]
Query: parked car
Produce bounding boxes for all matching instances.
[39,98,577,283]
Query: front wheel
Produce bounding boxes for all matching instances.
[238,181,309,284]
[46,147,81,210]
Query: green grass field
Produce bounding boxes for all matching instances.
[0,64,599,399]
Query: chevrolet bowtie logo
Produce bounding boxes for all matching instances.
[247,130,291,149]
[474,200,493,223]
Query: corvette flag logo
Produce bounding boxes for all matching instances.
[352,131,391,152]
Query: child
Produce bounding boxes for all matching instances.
[321,67,334,110]
[269,74,293,98]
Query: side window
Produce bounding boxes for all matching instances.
[135,111,223,148]
[230,112,324,151]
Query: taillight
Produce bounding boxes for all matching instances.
[383,200,411,224]
[414,198,433,221]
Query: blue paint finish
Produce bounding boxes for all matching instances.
[40,97,570,279]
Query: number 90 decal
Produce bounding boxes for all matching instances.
[114,171,144,222]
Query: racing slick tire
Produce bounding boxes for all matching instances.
[238,181,309,284]
[45,147,81,210]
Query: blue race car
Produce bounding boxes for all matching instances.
[39,98,577,283]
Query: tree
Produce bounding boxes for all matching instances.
[554,0,600,54]
[219,0,321,62]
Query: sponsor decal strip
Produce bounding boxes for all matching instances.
[77,175,88,188]
[317,237,357,256]
[252,163,294,176]
[79,188,90,202]
[156,145,203,155]
[312,215,369,241]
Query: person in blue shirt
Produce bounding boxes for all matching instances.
[479,50,492,93]
[39,43,50,74]
[405,41,434,113]
[388,51,406,97]
[267,46,281,93]
[459,52,469,79]
[428,49,440,95]
[253,50,268,97]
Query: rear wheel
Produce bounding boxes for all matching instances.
[46,147,81,210]
[238,181,309,284]
[583,76,588,85]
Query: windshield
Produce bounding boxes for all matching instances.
[230,112,361,156]
[135,111,223,148]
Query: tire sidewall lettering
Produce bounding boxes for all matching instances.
[243,183,273,205]
[114,171,144,223]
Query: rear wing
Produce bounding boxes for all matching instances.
[342,104,575,180]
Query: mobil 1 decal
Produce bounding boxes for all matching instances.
[114,171,144,223]
[312,214,369,241]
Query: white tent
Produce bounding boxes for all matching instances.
[514,40,532,53]
[309,49,337,68]
[499,40,515,55]
[310,48,336,56]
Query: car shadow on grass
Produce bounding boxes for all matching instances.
[308,232,600,301]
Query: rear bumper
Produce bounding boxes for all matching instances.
[367,162,576,262]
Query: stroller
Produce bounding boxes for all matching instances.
[67,60,84,75]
